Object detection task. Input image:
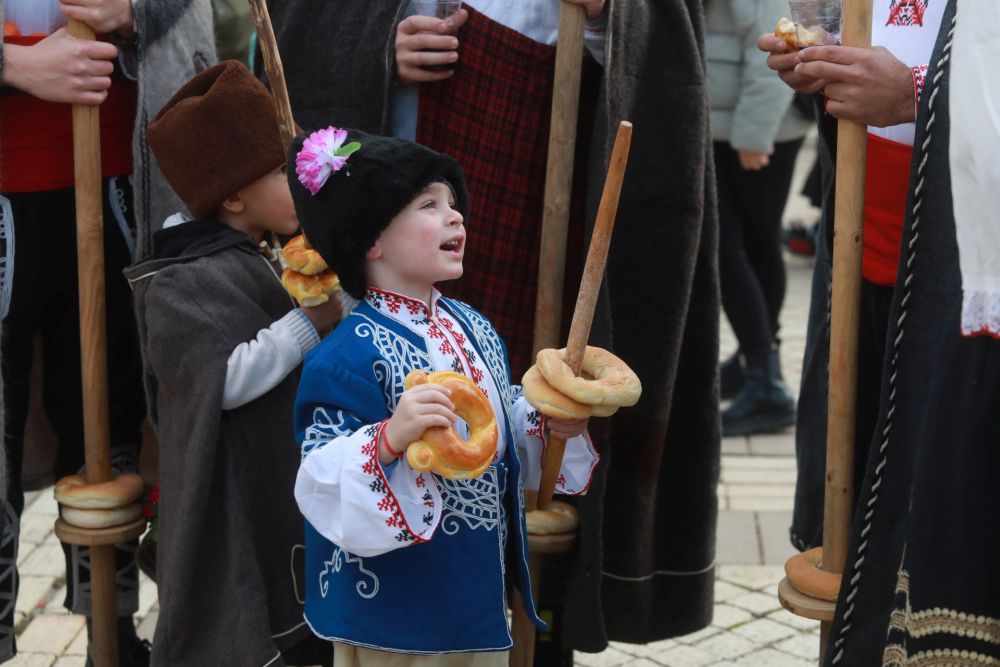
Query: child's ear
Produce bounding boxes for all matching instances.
[365,241,383,261]
[220,191,245,214]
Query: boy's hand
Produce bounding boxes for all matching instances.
[60,0,136,37]
[394,9,469,85]
[1,28,117,104]
[300,298,343,337]
[382,384,457,463]
[565,0,606,22]
[547,416,589,440]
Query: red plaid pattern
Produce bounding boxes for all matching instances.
[417,5,591,377]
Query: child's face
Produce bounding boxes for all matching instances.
[368,182,464,295]
[239,165,300,238]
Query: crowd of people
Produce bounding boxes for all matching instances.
[0,0,996,665]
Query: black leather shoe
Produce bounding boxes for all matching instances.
[719,351,745,400]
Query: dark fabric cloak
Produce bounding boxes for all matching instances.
[820,3,1000,663]
[270,0,720,650]
[125,222,314,666]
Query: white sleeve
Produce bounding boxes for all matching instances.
[584,14,607,66]
[221,309,320,410]
[511,395,599,495]
[295,417,442,557]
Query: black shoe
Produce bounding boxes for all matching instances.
[719,351,745,400]
[784,222,817,258]
[722,347,795,436]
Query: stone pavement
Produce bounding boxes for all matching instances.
[6,139,823,665]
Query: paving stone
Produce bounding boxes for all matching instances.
[757,511,798,566]
[574,646,633,667]
[725,485,794,498]
[136,609,157,642]
[645,643,716,667]
[717,565,785,590]
[721,470,797,485]
[729,497,794,511]
[19,541,65,578]
[17,614,85,654]
[733,647,814,666]
[721,456,796,470]
[730,618,797,645]
[137,573,157,618]
[692,631,758,660]
[747,432,796,456]
[64,624,87,656]
[20,515,55,546]
[727,591,783,616]
[674,625,720,645]
[713,580,749,603]
[715,511,759,566]
[15,576,56,616]
[52,658,86,667]
[618,638,677,658]
[720,437,749,455]
[28,492,59,518]
[6,653,56,667]
[616,659,660,667]
[710,603,754,629]
[775,632,824,660]
[767,608,822,631]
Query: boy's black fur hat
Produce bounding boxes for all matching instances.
[288,129,469,299]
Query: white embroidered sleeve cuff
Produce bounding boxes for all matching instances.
[511,397,599,495]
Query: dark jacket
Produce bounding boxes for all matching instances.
[125,221,311,666]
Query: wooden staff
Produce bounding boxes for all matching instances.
[248,0,296,153]
[821,0,873,657]
[67,18,119,667]
[536,121,632,510]
[532,1,587,356]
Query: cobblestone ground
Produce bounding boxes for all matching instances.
[7,140,822,665]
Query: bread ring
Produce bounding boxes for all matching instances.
[525,501,579,535]
[521,366,593,420]
[535,346,641,408]
[54,473,144,510]
[61,502,143,530]
[785,547,843,602]
[403,370,498,480]
[282,234,328,275]
[281,268,341,306]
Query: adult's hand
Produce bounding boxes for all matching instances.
[739,150,771,171]
[60,0,135,37]
[395,9,469,85]
[757,33,827,94]
[0,27,117,104]
[564,0,606,22]
[795,45,915,126]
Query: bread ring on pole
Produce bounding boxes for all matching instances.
[54,473,144,510]
[521,366,593,420]
[282,234,328,275]
[61,502,143,530]
[402,370,499,480]
[281,268,340,306]
[525,500,579,535]
[535,346,641,408]
[785,547,843,602]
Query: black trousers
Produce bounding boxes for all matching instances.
[714,138,804,358]
[0,179,145,658]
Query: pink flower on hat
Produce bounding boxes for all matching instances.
[295,126,361,195]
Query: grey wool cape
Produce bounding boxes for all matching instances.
[270,0,721,650]
[125,222,313,666]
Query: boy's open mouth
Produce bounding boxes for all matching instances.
[440,239,462,252]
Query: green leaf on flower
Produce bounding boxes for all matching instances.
[335,142,362,158]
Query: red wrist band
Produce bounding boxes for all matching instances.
[381,430,403,459]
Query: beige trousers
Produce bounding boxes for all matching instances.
[333,643,509,667]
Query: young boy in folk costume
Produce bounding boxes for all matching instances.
[126,61,339,666]
[289,129,599,664]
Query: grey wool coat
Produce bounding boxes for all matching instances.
[270,0,721,651]
[125,222,313,666]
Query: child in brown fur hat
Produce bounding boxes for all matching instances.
[124,61,339,666]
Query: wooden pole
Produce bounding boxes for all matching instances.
[67,18,118,667]
[532,1,586,356]
[248,0,296,153]
[821,0,873,660]
[536,121,632,511]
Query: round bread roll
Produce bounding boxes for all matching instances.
[282,234,328,275]
[785,547,843,602]
[61,502,143,530]
[403,370,498,480]
[54,473,144,510]
[535,346,641,408]
[521,366,593,421]
[525,501,579,535]
[281,268,341,306]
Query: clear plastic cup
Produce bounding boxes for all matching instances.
[408,1,463,71]
[788,0,842,46]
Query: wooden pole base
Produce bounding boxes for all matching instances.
[54,516,147,547]
[777,577,835,623]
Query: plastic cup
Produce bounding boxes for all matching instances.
[409,1,463,71]
[788,0,842,46]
